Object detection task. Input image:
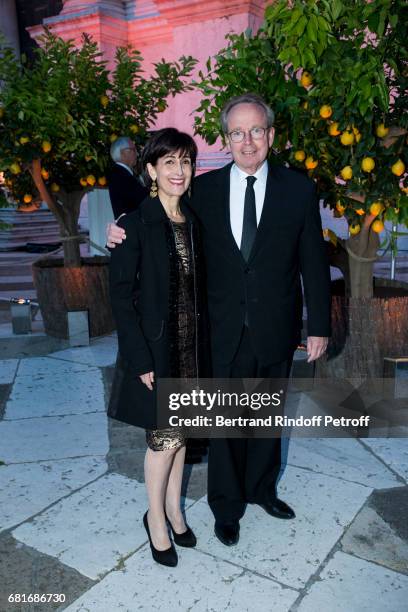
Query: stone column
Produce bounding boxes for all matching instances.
[0,0,20,57]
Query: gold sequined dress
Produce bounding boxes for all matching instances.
[146,220,196,451]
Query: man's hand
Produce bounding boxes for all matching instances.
[106,220,126,248]
[306,336,328,362]
[140,371,155,391]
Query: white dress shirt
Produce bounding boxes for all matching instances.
[229,161,268,248]
[115,162,133,176]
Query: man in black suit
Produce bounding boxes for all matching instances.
[108,136,147,218]
[107,94,331,546]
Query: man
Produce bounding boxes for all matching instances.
[108,136,147,218]
[107,93,331,546]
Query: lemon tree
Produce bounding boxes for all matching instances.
[0,30,196,266]
[194,0,407,298]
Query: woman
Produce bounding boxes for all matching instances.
[108,128,207,567]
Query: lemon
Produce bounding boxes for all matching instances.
[340,166,353,180]
[391,159,405,176]
[23,194,32,203]
[41,168,49,180]
[300,71,312,87]
[352,126,361,143]
[50,183,60,192]
[305,156,318,169]
[86,174,96,186]
[294,150,306,161]
[376,124,389,138]
[80,177,88,187]
[42,141,52,153]
[110,133,118,143]
[130,124,139,134]
[361,157,375,172]
[328,122,341,136]
[10,162,21,175]
[355,208,365,216]
[372,220,384,233]
[319,105,333,119]
[336,201,346,214]
[369,202,383,216]
[98,176,107,186]
[100,95,109,108]
[349,223,361,235]
[20,135,30,144]
[340,131,354,146]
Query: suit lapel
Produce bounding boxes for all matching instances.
[216,163,244,262]
[247,162,277,263]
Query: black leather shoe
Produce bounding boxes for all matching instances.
[260,499,295,520]
[214,521,240,546]
[143,512,178,567]
[166,515,197,548]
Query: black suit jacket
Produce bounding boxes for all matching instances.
[191,161,331,366]
[107,163,147,218]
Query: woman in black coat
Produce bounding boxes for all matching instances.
[108,129,207,567]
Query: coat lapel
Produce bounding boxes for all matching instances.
[218,162,247,263]
[247,162,278,263]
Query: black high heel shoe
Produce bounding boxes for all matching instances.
[143,511,178,567]
[166,513,197,548]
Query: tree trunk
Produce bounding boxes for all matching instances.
[57,191,83,267]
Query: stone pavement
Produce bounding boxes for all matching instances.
[0,334,407,612]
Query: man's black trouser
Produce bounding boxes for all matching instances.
[208,326,293,523]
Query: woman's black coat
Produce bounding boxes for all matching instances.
[107,195,208,429]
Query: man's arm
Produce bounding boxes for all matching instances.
[299,184,331,361]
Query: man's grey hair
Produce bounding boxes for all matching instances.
[220,93,275,134]
[110,136,133,162]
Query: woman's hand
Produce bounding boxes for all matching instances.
[140,371,155,390]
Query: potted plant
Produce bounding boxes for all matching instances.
[193,0,408,377]
[0,30,196,338]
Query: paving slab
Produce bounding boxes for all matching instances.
[297,551,408,612]
[287,437,402,489]
[187,466,371,590]
[64,545,299,612]
[0,412,109,463]
[13,474,164,580]
[16,357,98,377]
[50,336,118,368]
[5,370,105,420]
[0,533,94,612]
[341,504,408,575]
[0,359,19,384]
[0,457,107,533]
[361,438,408,483]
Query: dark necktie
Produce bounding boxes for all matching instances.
[240,175,257,261]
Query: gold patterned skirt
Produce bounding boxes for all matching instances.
[146,220,195,452]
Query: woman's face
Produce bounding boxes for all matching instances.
[147,150,192,199]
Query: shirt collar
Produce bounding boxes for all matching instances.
[115,162,133,175]
[231,159,268,184]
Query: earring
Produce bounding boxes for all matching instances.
[150,179,158,198]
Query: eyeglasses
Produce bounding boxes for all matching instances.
[228,127,268,143]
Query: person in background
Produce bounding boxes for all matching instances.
[108,136,147,218]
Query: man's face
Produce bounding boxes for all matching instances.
[120,140,137,168]
[226,103,274,175]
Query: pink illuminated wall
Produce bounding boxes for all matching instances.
[28,0,268,170]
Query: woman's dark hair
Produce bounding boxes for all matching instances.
[141,128,198,189]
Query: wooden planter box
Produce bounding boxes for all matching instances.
[316,278,408,379]
[32,256,115,339]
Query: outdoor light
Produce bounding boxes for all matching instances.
[10,298,32,334]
